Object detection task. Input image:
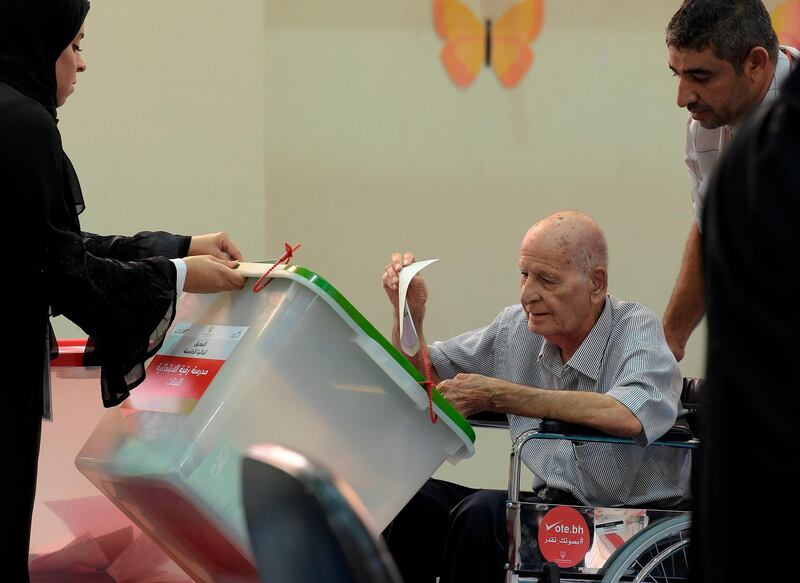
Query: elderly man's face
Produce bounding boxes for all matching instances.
[518,231,600,349]
[668,46,758,129]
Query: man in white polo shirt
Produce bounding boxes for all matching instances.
[662,0,797,362]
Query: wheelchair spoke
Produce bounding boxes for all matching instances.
[632,538,690,582]
[599,515,691,583]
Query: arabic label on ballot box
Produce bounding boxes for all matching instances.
[123,322,248,414]
[538,505,591,568]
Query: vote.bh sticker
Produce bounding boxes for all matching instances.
[538,506,591,568]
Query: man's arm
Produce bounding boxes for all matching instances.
[663,222,705,361]
[437,374,642,438]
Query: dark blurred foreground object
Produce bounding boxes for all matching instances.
[695,66,800,581]
[242,443,404,583]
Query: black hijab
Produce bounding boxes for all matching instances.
[0,0,90,215]
[0,0,90,118]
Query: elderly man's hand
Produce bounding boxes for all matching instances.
[382,251,428,316]
[188,232,243,261]
[437,373,503,418]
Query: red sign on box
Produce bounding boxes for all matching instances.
[123,322,248,414]
[139,355,226,399]
[538,506,591,568]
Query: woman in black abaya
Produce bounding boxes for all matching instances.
[0,1,247,578]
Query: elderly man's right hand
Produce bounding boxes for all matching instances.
[183,255,246,293]
[382,251,428,316]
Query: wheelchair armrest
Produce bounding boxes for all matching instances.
[468,410,509,429]
[470,415,694,441]
[540,417,695,442]
[539,419,606,436]
[660,416,694,441]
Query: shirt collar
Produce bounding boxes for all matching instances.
[537,296,613,381]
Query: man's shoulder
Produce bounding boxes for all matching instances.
[607,296,661,334]
[604,298,673,370]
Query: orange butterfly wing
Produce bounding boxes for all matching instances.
[491,0,544,88]
[434,0,486,87]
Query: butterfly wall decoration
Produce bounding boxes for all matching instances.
[433,0,544,88]
[771,0,800,49]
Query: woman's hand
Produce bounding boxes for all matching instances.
[188,232,243,261]
[183,255,246,293]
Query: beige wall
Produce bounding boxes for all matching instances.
[262,0,708,488]
[39,0,265,554]
[52,0,266,337]
[52,1,717,491]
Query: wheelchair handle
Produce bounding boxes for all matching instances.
[505,428,544,579]
[508,428,544,502]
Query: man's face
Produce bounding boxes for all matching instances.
[668,46,757,129]
[518,231,600,349]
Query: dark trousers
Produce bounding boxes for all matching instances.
[383,479,579,583]
[383,479,508,583]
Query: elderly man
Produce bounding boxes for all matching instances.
[381,211,690,583]
[662,0,798,361]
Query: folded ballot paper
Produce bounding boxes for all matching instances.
[233,261,278,277]
[397,259,439,356]
[28,496,191,582]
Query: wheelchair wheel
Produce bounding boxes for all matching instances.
[599,514,691,582]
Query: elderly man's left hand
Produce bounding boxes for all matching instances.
[437,373,505,418]
[188,232,243,261]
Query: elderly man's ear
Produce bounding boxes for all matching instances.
[590,267,608,302]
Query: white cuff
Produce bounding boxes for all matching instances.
[171,258,187,293]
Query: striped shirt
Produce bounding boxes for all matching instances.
[686,46,798,229]
[429,296,691,508]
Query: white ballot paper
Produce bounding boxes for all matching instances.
[398,259,439,356]
[234,261,281,278]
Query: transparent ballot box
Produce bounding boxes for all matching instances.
[75,264,475,582]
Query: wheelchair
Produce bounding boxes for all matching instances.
[471,377,701,583]
[241,379,700,583]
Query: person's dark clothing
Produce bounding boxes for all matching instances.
[2,1,189,578]
[383,478,582,583]
[695,66,800,581]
